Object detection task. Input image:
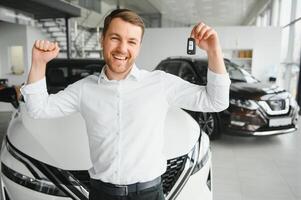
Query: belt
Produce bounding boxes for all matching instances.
[90,177,161,196]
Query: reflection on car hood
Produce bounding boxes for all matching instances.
[230,82,287,100]
[7,104,200,170]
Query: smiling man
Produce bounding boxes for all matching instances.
[21,9,230,200]
[101,15,143,80]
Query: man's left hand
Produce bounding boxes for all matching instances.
[190,22,221,53]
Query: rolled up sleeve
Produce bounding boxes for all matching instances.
[206,69,231,111]
[163,69,231,112]
[20,77,81,119]
[20,78,47,99]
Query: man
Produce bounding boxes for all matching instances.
[21,9,230,200]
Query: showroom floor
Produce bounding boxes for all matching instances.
[211,128,301,200]
[0,111,300,200]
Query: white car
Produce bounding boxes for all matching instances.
[0,59,212,200]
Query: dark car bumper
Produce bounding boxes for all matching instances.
[220,104,299,136]
[225,126,297,136]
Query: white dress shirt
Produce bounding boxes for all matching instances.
[20,64,231,185]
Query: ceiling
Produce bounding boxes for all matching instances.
[0,0,271,27]
[0,0,81,19]
[102,0,271,26]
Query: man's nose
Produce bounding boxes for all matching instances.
[116,41,127,53]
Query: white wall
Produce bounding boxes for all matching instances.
[0,22,48,111]
[0,22,28,85]
[137,26,281,82]
[216,26,281,82]
[0,22,49,85]
[26,25,50,77]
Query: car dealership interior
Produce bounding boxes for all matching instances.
[0,0,301,200]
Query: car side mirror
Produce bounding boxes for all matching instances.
[0,86,19,109]
[269,77,276,82]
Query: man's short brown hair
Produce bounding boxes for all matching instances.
[102,9,145,40]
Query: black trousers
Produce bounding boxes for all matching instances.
[89,182,165,200]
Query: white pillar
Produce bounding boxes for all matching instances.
[271,0,280,26]
[284,0,297,91]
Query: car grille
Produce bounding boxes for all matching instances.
[162,155,187,195]
[68,155,188,196]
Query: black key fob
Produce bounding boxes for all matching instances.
[187,37,196,55]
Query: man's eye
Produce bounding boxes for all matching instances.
[129,41,137,45]
[111,37,119,40]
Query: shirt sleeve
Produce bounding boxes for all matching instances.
[162,69,231,112]
[20,77,81,119]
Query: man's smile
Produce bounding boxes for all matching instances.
[112,54,128,61]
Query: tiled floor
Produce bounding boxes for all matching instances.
[211,130,301,200]
[0,111,300,200]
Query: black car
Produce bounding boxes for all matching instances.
[155,56,299,140]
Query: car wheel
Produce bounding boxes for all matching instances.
[196,112,220,140]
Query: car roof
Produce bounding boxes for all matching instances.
[163,56,231,63]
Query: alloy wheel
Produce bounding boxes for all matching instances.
[197,112,215,137]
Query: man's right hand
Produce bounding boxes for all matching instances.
[27,40,60,84]
[32,40,60,65]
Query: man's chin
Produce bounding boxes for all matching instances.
[108,65,131,73]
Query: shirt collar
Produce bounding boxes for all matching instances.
[98,64,140,84]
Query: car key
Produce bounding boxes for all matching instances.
[187,37,196,55]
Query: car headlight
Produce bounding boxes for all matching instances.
[2,137,89,199]
[191,137,210,175]
[191,148,209,175]
[230,98,259,110]
[1,137,68,197]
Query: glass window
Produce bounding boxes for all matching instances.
[262,8,272,26]
[178,62,198,83]
[295,0,301,19]
[279,0,292,26]
[271,0,280,26]
[293,21,301,63]
[280,27,290,61]
[226,62,258,83]
[158,61,182,75]
[179,62,197,77]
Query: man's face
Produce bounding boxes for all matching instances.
[101,18,142,79]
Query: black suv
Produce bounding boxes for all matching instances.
[155,57,299,140]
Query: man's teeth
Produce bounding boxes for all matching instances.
[113,55,127,60]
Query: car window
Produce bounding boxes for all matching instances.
[69,64,101,84]
[193,61,208,85]
[46,60,104,94]
[157,60,182,75]
[226,62,258,83]
[178,62,199,84]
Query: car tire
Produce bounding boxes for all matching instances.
[196,112,220,140]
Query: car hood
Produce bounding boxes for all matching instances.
[7,104,200,170]
[230,82,288,100]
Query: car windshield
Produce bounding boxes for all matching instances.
[46,59,104,94]
[225,62,258,83]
